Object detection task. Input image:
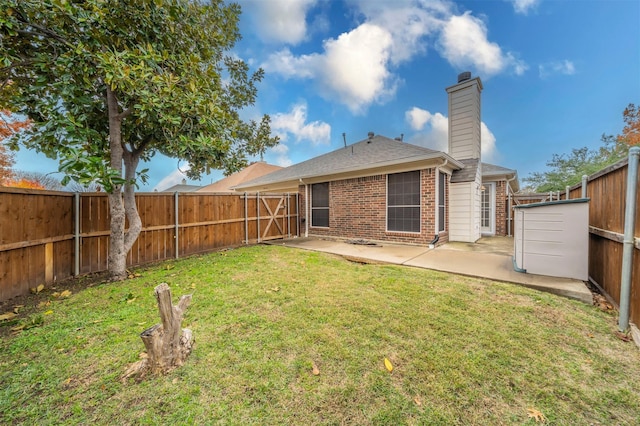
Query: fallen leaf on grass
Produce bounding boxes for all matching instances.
[587,333,594,338]
[384,358,393,372]
[44,310,53,315]
[37,301,51,309]
[30,284,45,294]
[527,408,546,423]
[311,361,320,376]
[615,331,631,342]
[13,305,24,314]
[413,396,422,406]
[0,312,17,321]
[59,290,72,298]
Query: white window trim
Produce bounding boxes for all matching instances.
[386,170,422,234]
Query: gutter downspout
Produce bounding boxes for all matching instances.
[619,146,640,332]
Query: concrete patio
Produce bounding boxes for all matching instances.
[267,236,593,303]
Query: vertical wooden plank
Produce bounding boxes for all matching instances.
[45,242,54,283]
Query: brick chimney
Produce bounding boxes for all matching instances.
[446,72,483,161]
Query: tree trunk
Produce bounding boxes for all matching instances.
[122,150,142,255]
[106,86,128,280]
[138,284,193,376]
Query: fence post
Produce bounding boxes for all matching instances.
[244,192,248,244]
[74,192,80,276]
[256,192,261,243]
[619,146,640,331]
[565,186,570,200]
[296,192,300,237]
[174,192,179,259]
[581,175,588,198]
[286,193,290,238]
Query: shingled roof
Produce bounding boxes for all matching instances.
[234,134,462,191]
[197,162,282,193]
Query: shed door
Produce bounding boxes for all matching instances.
[481,183,495,235]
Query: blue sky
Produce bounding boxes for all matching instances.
[12,0,640,191]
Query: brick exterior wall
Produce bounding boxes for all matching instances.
[494,180,508,236]
[298,169,450,246]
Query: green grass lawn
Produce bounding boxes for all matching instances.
[1,245,639,425]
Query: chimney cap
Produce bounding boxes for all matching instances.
[367,131,374,139]
[458,71,472,83]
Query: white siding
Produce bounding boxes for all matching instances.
[447,78,482,161]
[449,180,481,242]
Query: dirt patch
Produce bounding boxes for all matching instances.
[0,273,110,338]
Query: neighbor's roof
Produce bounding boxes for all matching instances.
[234,134,463,191]
[197,162,283,193]
[161,183,202,192]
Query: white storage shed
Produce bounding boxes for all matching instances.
[513,198,590,281]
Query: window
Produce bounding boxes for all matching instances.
[387,171,420,233]
[438,170,446,232]
[311,183,329,227]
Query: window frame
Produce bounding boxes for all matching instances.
[386,170,421,234]
[311,182,330,228]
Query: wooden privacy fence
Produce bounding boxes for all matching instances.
[563,157,640,328]
[0,189,299,302]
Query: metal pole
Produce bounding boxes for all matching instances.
[256,192,261,243]
[581,175,588,198]
[619,146,640,331]
[174,192,179,259]
[244,192,248,244]
[74,192,80,276]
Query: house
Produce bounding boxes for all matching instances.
[197,162,282,193]
[161,178,202,192]
[234,73,518,245]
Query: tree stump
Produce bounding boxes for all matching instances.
[122,283,193,381]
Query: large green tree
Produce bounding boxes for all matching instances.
[524,105,634,193]
[0,0,278,279]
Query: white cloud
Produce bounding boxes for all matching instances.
[480,122,497,163]
[271,102,331,146]
[405,107,449,152]
[405,107,498,162]
[406,107,434,131]
[264,24,397,114]
[240,0,317,45]
[509,0,540,15]
[438,12,527,77]
[538,60,576,78]
[153,166,191,192]
[269,143,293,167]
[262,1,528,112]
